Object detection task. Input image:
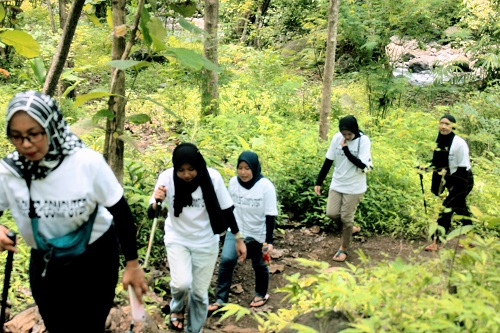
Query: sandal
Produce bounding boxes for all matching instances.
[250,294,269,307]
[424,242,439,251]
[332,249,348,262]
[208,302,221,313]
[169,313,184,331]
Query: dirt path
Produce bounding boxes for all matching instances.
[200,228,441,333]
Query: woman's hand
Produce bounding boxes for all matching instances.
[265,243,274,255]
[314,185,321,196]
[122,259,148,304]
[153,186,167,209]
[341,137,347,147]
[0,225,17,252]
[235,238,247,263]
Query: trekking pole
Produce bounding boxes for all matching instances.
[143,201,162,270]
[0,231,16,333]
[416,166,428,214]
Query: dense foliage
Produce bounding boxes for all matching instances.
[0,0,499,331]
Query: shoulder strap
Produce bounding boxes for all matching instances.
[24,177,38,219]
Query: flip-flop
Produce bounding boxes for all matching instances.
[250,294,270,307]
[332,249,348,262]
[169,314,184,331]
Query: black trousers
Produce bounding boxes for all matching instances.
[29,226,119,333]
[437,171,474,234]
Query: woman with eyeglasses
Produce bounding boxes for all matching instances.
[0,91,147,333]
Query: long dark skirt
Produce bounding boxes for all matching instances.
[29,226,119,333]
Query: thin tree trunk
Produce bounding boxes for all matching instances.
[104,0,145,183]
[318,0,340,141]
[58,0,69,29]
[43,0,85,96]
[201,0,219,116]
[47,0,56,33]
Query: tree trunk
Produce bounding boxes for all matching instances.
[201,0,219,116]
[58,0,69,29]
[47,0,56,33]
[104,0,145,183]
[318,0,340,142]
[43,0,86,96]
[103,0,127,184]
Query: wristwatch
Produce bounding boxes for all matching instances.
[234,232,244,240]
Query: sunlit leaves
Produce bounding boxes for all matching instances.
[0,30,40,58]
[165,47,219,71]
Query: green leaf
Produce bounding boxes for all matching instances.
[0,30,41,58]
[165,48,219,71]
[92,109,115,123]
[148,17,167,52]
[86,13,102,27]
[178,17,207,37]
[127,113,151,124]
[446,225,475,241]
[29,57,46,86]
[106,60,151,71]
[235,135,251,150]
[74,91,119,107]
[140,6,152,48]
[0,4,5,22]
[169,1,197,17]
[215,303,251,323]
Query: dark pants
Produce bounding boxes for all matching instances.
[437,171,474,234]
[29,226,119,333]
[215,233,269,304]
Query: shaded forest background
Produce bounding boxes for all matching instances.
[0,0,499,332]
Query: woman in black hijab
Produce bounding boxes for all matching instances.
[149,143,246,332]
[314,115,372,262]
[424,114,474,251]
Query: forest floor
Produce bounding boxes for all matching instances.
[147,225,456,333]
[4,225,462,333]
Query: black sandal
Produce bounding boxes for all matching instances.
[169,313,184,331]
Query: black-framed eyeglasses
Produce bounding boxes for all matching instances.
[8,131,46,145]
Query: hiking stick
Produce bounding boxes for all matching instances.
[418,173,427,214]
[143,201,162,270]
[0,231,16,333]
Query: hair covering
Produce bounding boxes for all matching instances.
[172,143,224,231]
[1,90,85,180]
[435,114,456,150]
[237,150,264,190]
[338,115,361,139]
[440,114,456,123]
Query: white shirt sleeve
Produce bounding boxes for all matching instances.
[210,169,233,210]
[92,153,124,207]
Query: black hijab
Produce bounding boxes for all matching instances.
[339,115,362,139]
[431,114,456,170]
[1,91,85,180]
[237,150,264,190]
[435,114,456,150]
[172,143,223,231]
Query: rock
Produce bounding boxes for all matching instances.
[4,306,46,333]
[279,310,350,333]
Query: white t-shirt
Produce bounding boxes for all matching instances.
[325,132,371,194]
[448,135,471,174]
[228,176,278,244]
[150,168,233,248]
[0,148,124,248]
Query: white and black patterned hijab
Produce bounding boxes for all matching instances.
[1,90,85,180]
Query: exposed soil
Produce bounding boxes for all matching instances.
[158,226,448,333]
[5,226,457,333]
